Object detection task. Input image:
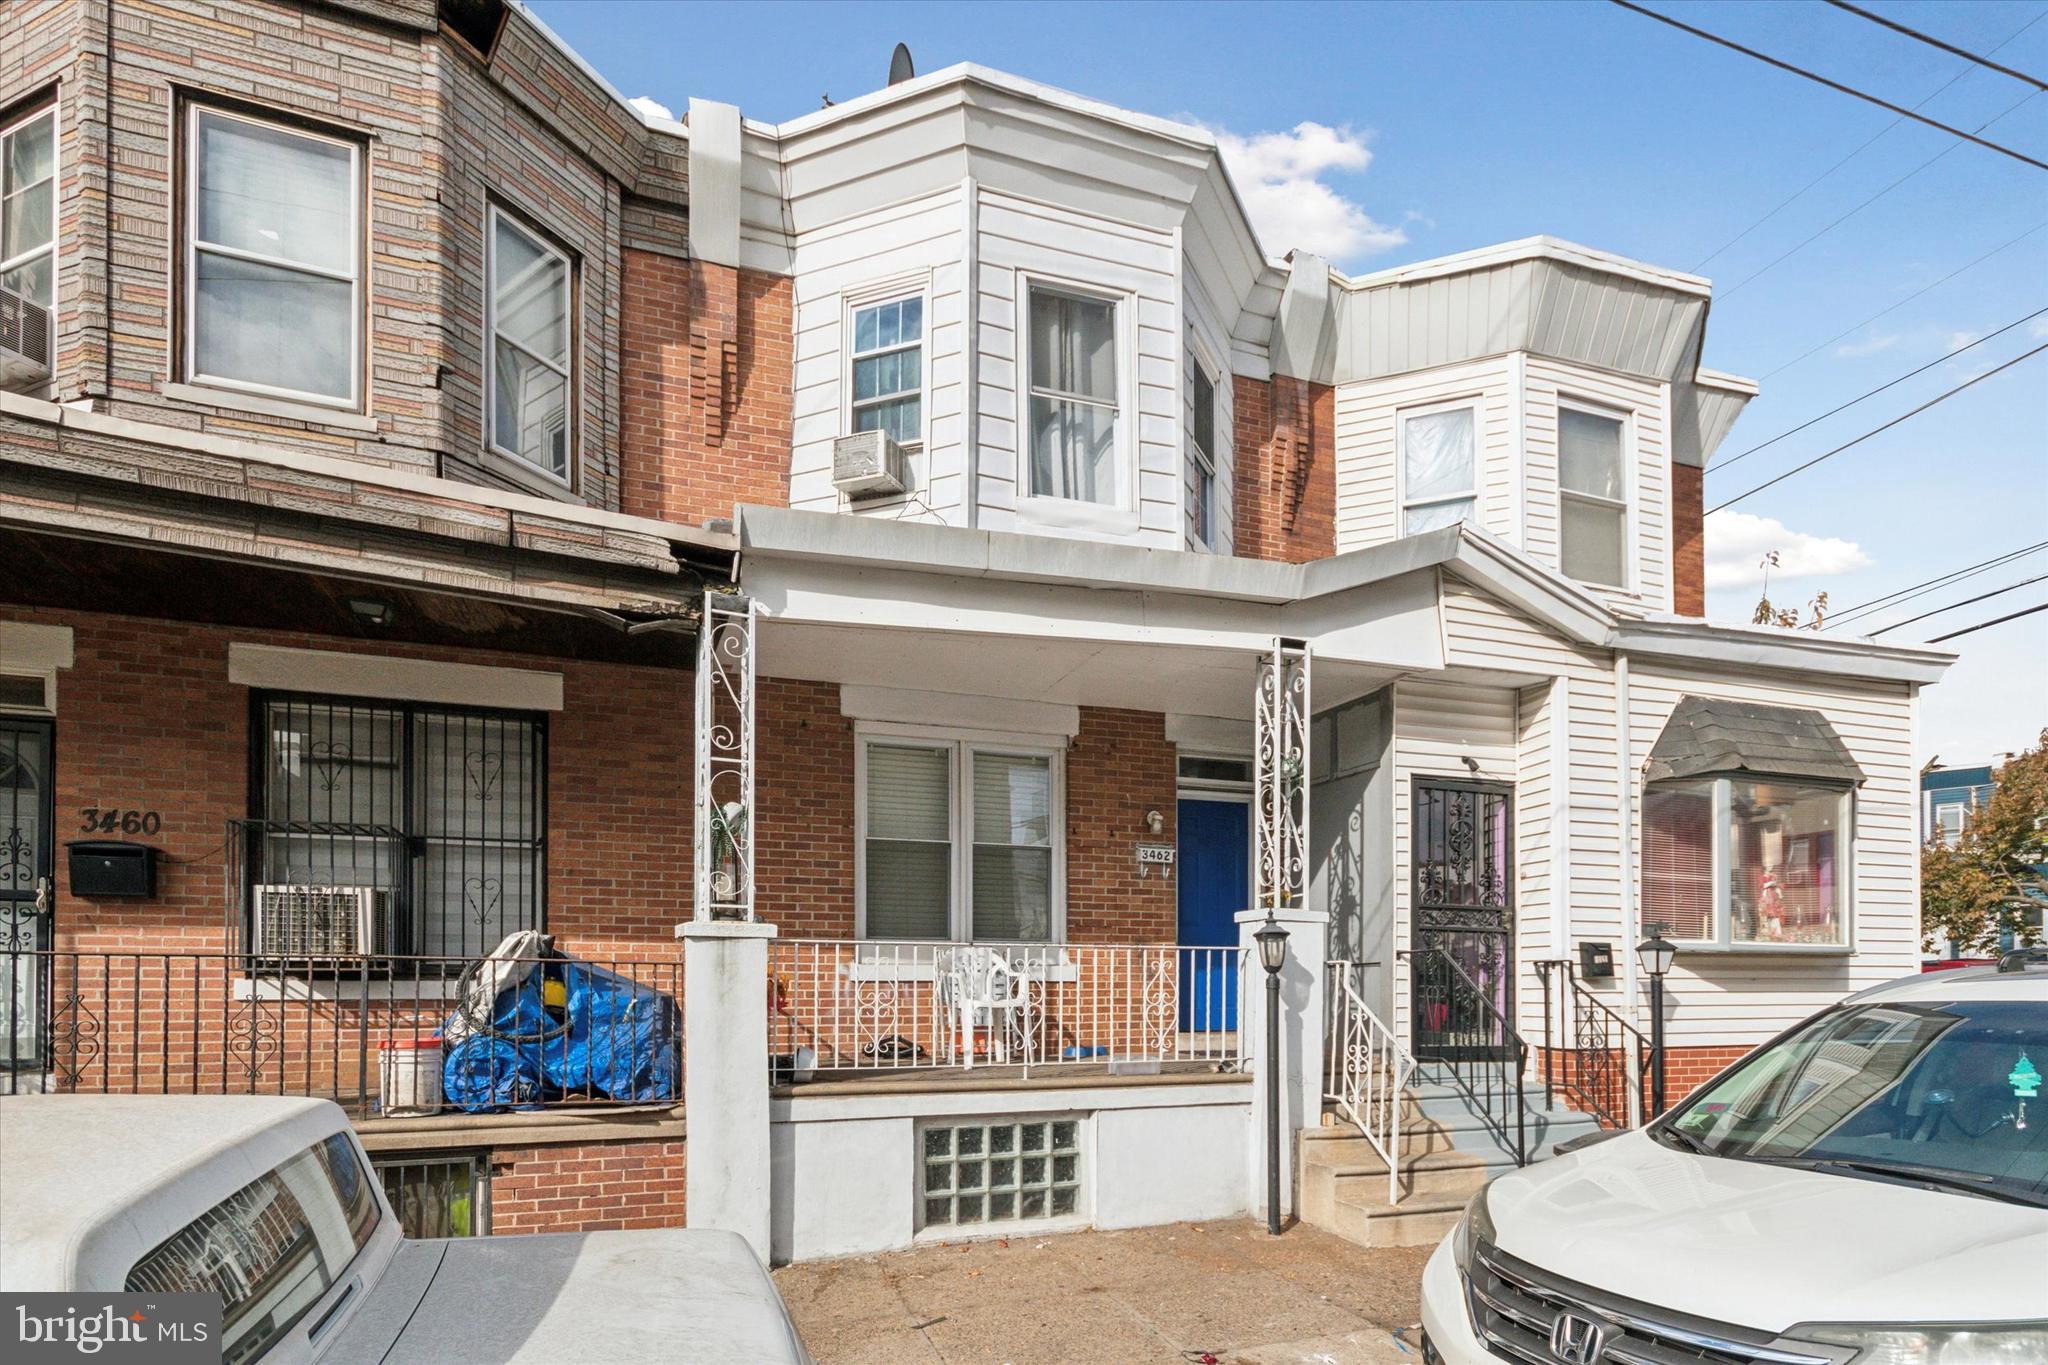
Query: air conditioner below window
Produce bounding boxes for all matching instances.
[250,885,387,959]
[832,430,908,498]
[0,285,52,387]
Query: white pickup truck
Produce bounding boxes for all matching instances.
[0,1094,812,1364]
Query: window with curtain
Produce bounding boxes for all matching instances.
[488,207,574,481]
[850,295,923,444]
[1027,287,1119,505]
[1400,405,1476,534]
[188,107,360,405]
[1559,406,1628,587]
[1188,358,1217,546]
[1,106,56,308]
[1643,774,1851,948]
[863,738,1060,941]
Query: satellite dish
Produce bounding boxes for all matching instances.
[888,43,915,86]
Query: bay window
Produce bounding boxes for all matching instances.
[1026,285,1120,505]
[1400,402,1477,534]
[1644,773,1852,949]
[861,735,1060,942]
[850,294,923,444]
[1188,356,1217,546]
[1,105,56,308]
[1558,404,1628,587]
[187,106,361,406]
[487,205,574,482]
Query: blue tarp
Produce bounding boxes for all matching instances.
[442,959,680,1114]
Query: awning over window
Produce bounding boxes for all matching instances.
[1643,696,1865,785]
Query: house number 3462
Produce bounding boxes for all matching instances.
[80,807,162,836]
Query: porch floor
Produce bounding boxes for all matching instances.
[773,1059,1241,1098]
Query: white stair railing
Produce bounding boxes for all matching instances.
[1325,960,1415,1205]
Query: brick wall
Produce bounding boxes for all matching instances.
[1672,462,1706,616]
[1065,707,1179,943]
[487,1137,687,1234]
[1231,374,1336,563]
[1538,1043,1752,1124]
[755,678,857,939]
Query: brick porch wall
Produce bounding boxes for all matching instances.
[1535,1042,1752,1122]
[487,1137,688,1235]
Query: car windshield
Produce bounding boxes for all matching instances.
[1660,998,2048,1208]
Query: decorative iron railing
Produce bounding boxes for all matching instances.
[0,949,681,1116]
[1324,959,1414,1204]
[768,940,1245,1078]
[1534,958,1651,1128]
[1403,946,1529,1166]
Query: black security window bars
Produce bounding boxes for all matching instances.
[242,694,546,962]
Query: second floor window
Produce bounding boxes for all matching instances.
[1189,358,1217,546]
[1027,286,1120,505]
[851,295,922,444]
[487,207,574,482]
[1400,403,1476,533]
[187,107,360,406]
[1559,405,1628,587]
[1,106,55,307]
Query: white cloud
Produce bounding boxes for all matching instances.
[628,95,675,123]
[1704,510,1872,589]
[1833,332,1899,358]
[1211,121,1407,264]
[2029,316,2048,340]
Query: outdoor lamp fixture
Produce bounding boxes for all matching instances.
[1254,912,1290,1235]
[1635,925,1677,1116]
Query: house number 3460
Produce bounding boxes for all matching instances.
[80,807,162,836]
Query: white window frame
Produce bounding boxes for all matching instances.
[183,103,363,411]
[1017,273,1134,518]
[1395,397,1481,536]
[854,723,1068,944]
[1645,773,1856,954]
[0,102,58,311]
[483,201,577,488]
[841,281,928,449]
[1556,396,1635,591]
[1186,341,1220,550]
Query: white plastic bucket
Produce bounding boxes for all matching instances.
[378,1036,445,1116]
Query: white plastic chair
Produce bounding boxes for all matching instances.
[939,947,1027,1070]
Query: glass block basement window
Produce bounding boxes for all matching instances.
[921,1118,1080,1228]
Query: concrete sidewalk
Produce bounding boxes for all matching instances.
[772,1220,1433,1365]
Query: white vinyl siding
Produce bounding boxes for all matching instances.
[0,106,56,307]
[1334,356,1517,553]
[1183,270,1236,554]
[485,206,574,483]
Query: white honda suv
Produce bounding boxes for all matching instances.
[1420,957,2048,1364]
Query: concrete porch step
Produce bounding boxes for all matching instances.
[1318,1191,1469,1249]
[1301,1144,1502,1217]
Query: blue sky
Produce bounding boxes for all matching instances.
[533,0,2048,763]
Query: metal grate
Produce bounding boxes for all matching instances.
[919,1118,1081,1229]
[375,1153,490,1238]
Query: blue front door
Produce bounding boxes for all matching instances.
[1177,798,1248,1032]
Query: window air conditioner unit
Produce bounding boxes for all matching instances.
[0,285,53,387]
[832,430,908,499]
[250,885,387,959]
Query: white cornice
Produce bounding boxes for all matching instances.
[1333,236,1714,299]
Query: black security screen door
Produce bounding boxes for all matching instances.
[1410,779,1513,1060]
[2,718,53,1073]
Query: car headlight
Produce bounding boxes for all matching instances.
[1799,1325,2048,1364]
[1451,1180,1496,1273]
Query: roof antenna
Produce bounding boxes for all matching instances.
[888,43,915,86]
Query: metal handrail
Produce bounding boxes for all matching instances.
[1534,958,1650,1129]
[1324,960,1414,1204]
[1403,946,1530,1166]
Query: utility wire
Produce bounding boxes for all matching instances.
[1608,1,2048,170]
[1926,599,2048,643]
[1761,221,2047,379]
[1693,10,2046,273]
[1825,2,2048,92]
[1867,574,2048,636]
[1712,305,2048,474]
[1707,342,2048,514]
[1825,541,2048,629]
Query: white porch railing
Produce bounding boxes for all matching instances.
[768,940,1246,1078]
[1325,959,1414,1204]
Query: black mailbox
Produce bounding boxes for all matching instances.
[66,841,157,898]
[1578,940,1615,981]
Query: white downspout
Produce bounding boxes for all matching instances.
[1616,651,1639,1021]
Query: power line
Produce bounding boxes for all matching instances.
[1761,221,2047,379]
[1926,599,2048,643]
[1712,305,2048,474]
[1867,574,2048,636]
[1825,541,2048,629]
[1825,2,2048,93]
[1707,342,2048,514]
[1692,10,2046,273]
[1608,1,2048,171]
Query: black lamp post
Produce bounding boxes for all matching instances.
[1254,912,1290,1235]
[1635,925,1677,1116]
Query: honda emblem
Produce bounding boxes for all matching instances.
[1548,1312,1608,1365]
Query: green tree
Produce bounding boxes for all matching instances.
[1921,730,2048,956]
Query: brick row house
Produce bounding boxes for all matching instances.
[0,0,1952,1262]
